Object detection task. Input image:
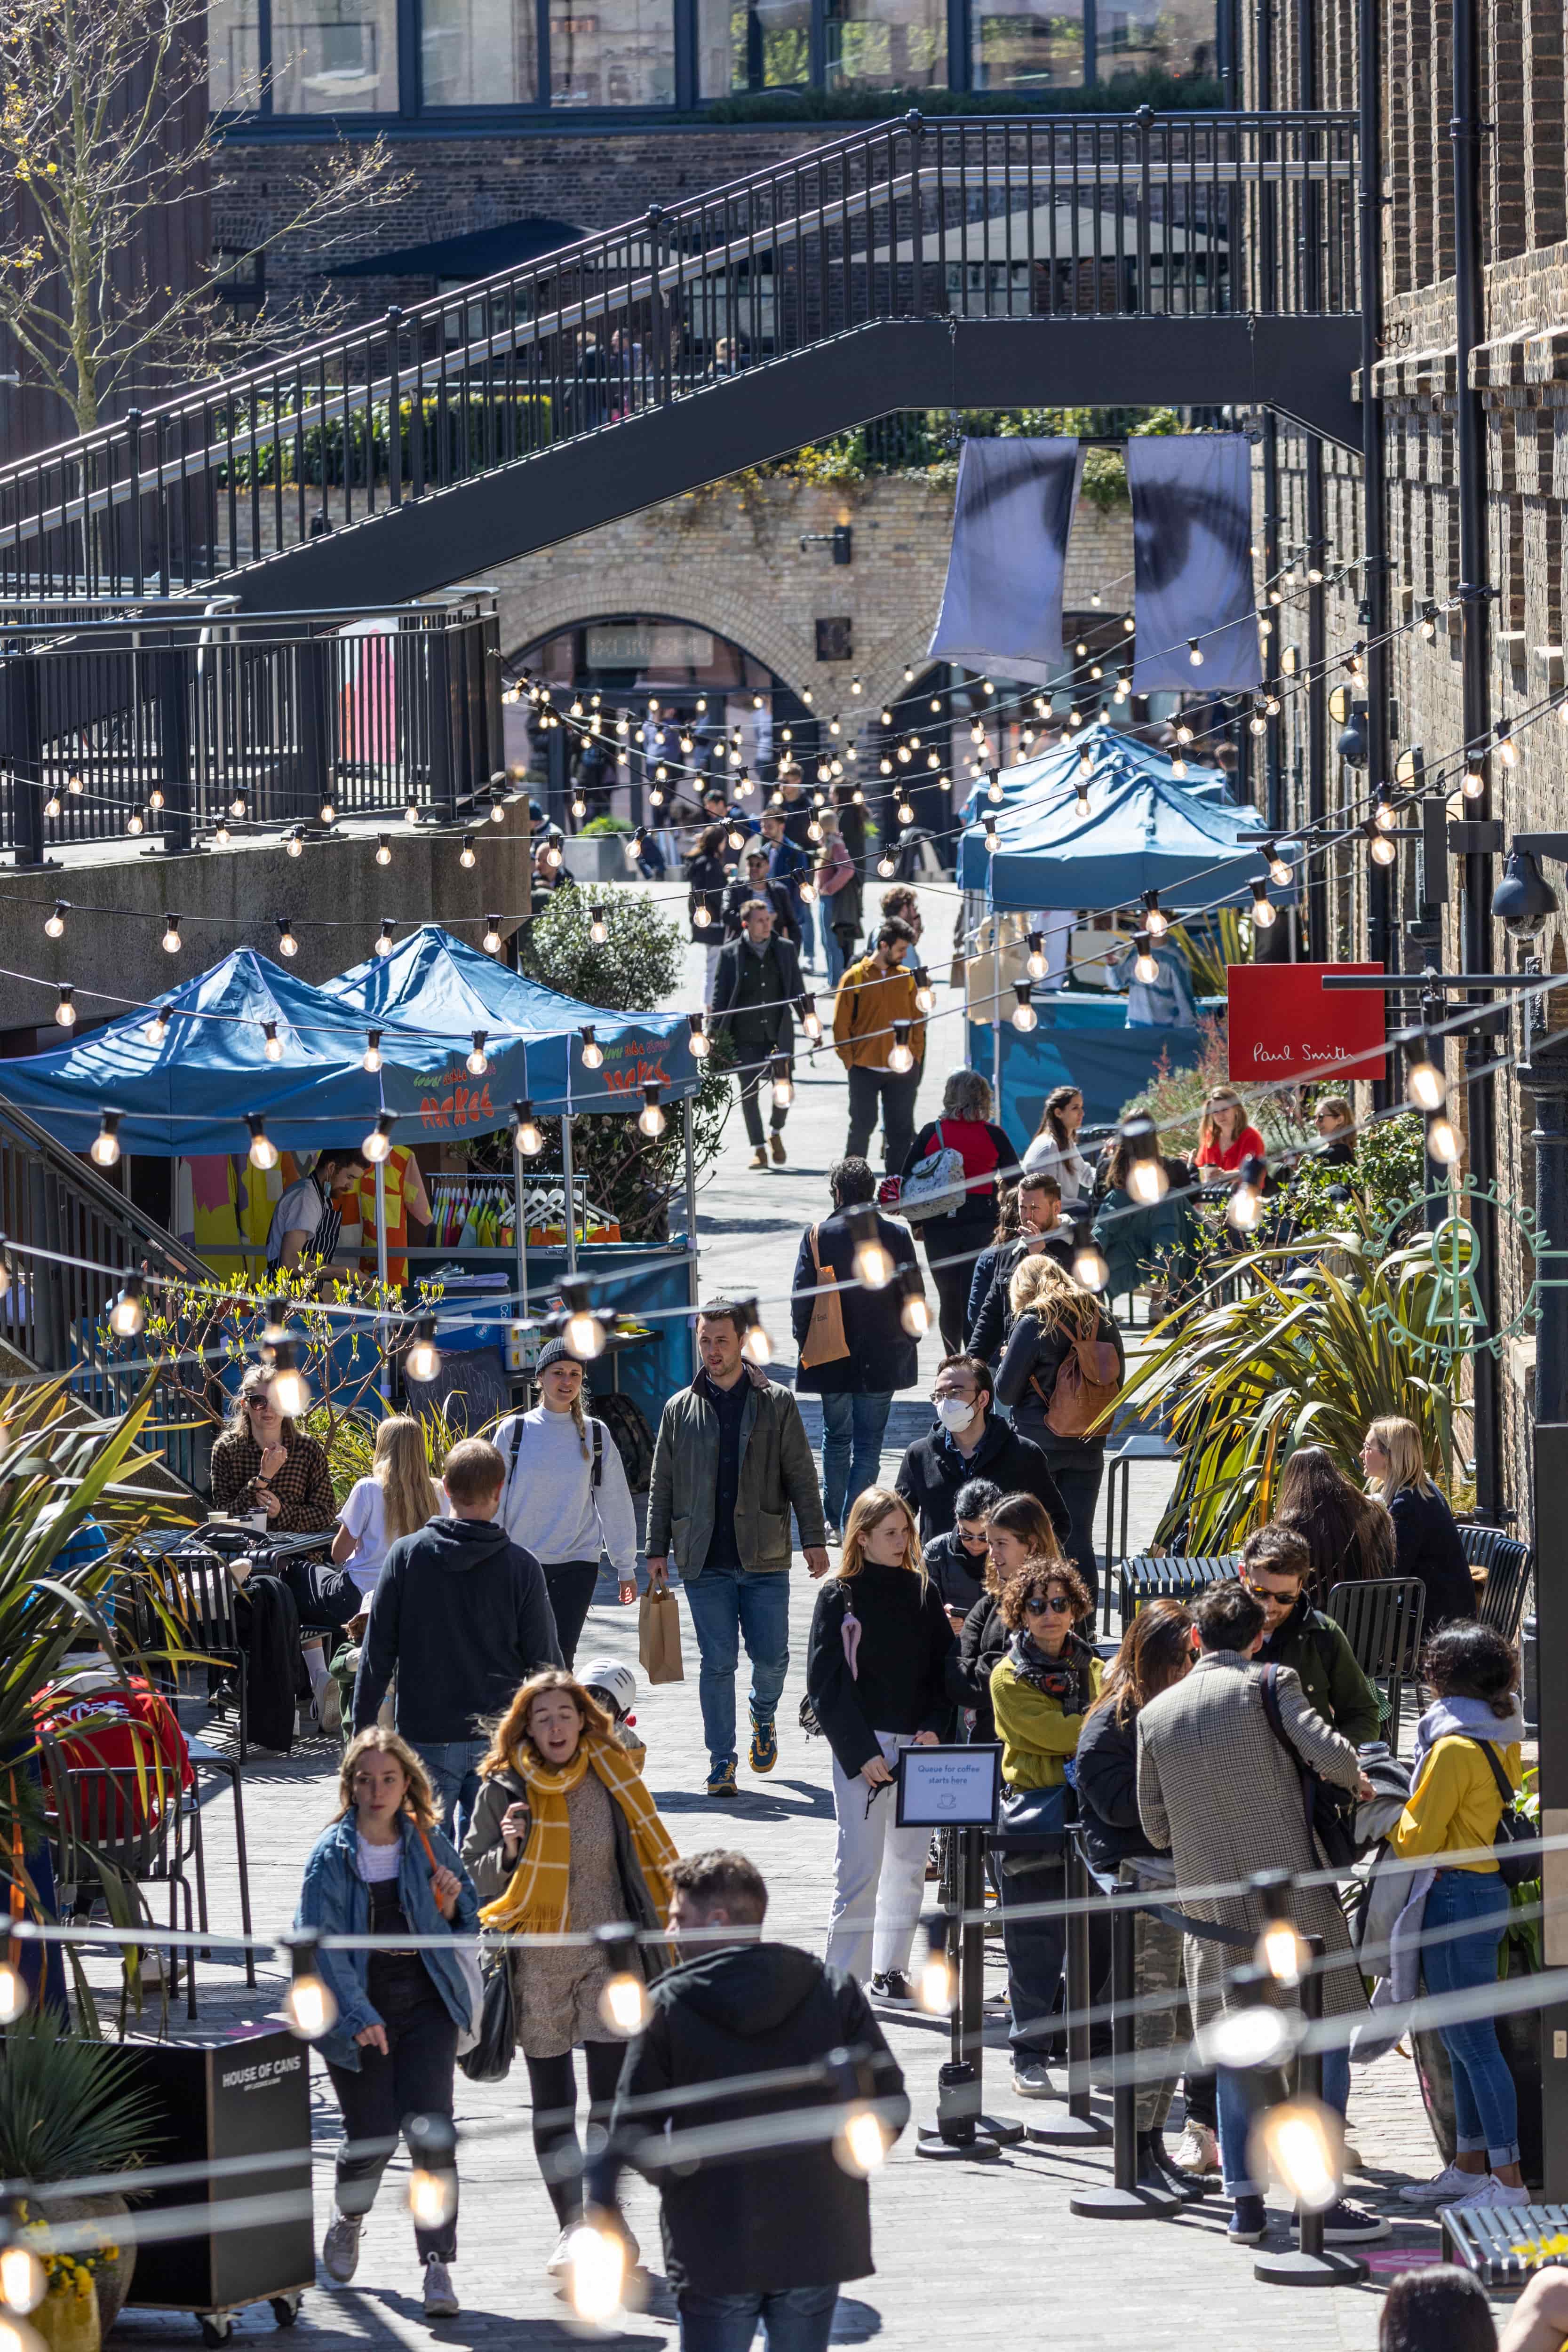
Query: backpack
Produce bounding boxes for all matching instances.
[1033,1333,1123,1438]
[898,1120,970,1224]
[1464,1735,1536,1889]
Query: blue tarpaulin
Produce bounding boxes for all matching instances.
[959,726,1228,828]
[957,727,1291,912]
[971,999,1216,1132]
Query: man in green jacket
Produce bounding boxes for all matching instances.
[1240,1525,1382,1747]
[647,1301,830,1798]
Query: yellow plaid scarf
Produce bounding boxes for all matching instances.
[478,1733,677,1937]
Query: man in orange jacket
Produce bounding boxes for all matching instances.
[831,914,925,1171]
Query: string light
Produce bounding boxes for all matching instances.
[406,1316,442,1384]
[44,902,65,939]
[740,1303,773,1367]
[54,985,75,1028]
[770,1058,794,1109]
[801,996,822,1043]
[1071,1222,1108,1291]
[1011,982,1037,1033]
[1142,891,1168,938]
[851,1209,893,1289]
[482,916,502,955]
[1187,638,1204,667]
[638,1082,667,1136]
[161,915,182,954]
[1405,1040,1447,1112]
[286,828,304,858]
[565,2225,625,2323]
[1122,1116,1168,1205]
[687,1012,711,1061]
[1250,2099,1342,2215]
[90,1111,123,1169]
[1250,880,1276,929]
[247,1114,279,1172]
[580,1026,604,1070]
[1226,1153,1268,1232]
[363,1112,396,1165]
[1498,723,1519,769]
[512,1099,545,1157]
[561,1282,607,1361]
[143,1003,173,1047]
[1428,1113,1462,1164]
[282,1932,337,2040]
[276,918,299,958]
[899,1267,931,1336]
[0,2246,46,2314]
[109,1275,146,1338]
[320,797,336,825]
[1262,841,1293,888]
[913,967,936,1015]
[887,1020,915,1074]
[375,834,392,866]
[835,2108,889,2177]
[263,1021,284,1062]
[1133,933,1159,985]
[1365,820,1397,867]
[460,834,476,868]
[467,1031,489,1076]
[374,919,394,957]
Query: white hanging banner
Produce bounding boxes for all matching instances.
[1127,434,1262,694]
[927,437,1082,686]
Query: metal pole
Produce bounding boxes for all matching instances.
[1029,1830,1111,2145]
[1532,1422,1568,2198]
[1253,1935,1368,2283]
[1358,0,1393,1100]
[1069,1892,1176,2216]
[1262,418,1283,834]
[1523,1033,1568,1425]
[561,1112,577,1278]
[1451,0,1503,1516]
[374,1158,390,1402]
[682,1094,700,1377]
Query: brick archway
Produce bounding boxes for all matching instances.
[501,584,824,712]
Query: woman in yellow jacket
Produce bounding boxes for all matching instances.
[1391,1622,1526,2210]
[988,1554,1101,2097]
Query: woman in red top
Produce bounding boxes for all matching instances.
[1193,1086,1265,1176]
[902,1069,1020,1352]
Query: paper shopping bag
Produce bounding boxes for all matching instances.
[638,1588,685,1683]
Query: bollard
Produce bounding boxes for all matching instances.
[1069,1895,1178,2217]
[916,1824,1022,2161]
[1253,1936,1367,2287]
[1027,1831,1110,2145]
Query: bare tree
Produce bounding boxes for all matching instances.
[0,0,406,437]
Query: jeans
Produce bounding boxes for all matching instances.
[280,1557,361,1634]
[413,1738,488,1850]
[1423,1867,1520,2166]
[325,1955,459,2259]
[823,925,850,989]
[682,1566,792,1773]
[1218,2045,1351,2199]
[736,1050,790,1150]
[678,2283,838,2352]
[824,1732,930,1982]
[998,1858,1067,2056]
[794,896,816,967]
[820,1391,893,1534]
[845,1063,921,1173]
[1045,1454,1106,1610]
[542,1559,599,1670]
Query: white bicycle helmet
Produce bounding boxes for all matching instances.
[581,1657,637,1719]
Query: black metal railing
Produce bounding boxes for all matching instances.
[0,593,504,856]
[0,109,1359,598]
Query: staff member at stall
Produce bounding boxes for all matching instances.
[266,1146,369,1271]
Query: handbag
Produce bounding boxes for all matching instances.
[1464,1736,1536,1889]
[457,1951,516,2083]
[899,1122,970,1224]
[1259,1664,1359,1869]
[799,1225,850,1370]
[995,1781,1068,1875]
[413,1819,483,2056]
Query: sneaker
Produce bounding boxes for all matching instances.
[422,2256,459,2317]
[546,2228,575,2277]
[748,1713,778,1775]
[321,2212,362,2283]
[1448,2175,1526,2212]
[706,1761,739,1798]
[1170,2121,1221,2176]
[1009,2056,1056,2099]
[1228,2194,1267,2245]
[1400,2161,1479,2206]
[869,1971,914,2005]
[315,1678,342,1737]
[770,1133,787,1165]
[1294,2199,1391,2244]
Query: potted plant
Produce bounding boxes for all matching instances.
[0,2016,163,2342]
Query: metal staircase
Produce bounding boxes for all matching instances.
[0,110,1363,612]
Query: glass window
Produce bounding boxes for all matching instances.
[208,0,263,106]
[1094,0,1214,77]
[823,0,945,87]
[971,0,1083,87]
[422,0,538,101]
[549,0,676,103]
[698,0,810,93]
[271,0,398,107]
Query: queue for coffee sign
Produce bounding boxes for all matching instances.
[1226,961,1390,1088]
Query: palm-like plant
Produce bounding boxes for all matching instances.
[1118,1230,1462,1551]
[0,2012,162,2183]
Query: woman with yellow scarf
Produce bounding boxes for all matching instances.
[462,1668,677,2274]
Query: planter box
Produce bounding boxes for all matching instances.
[561,835,633,885]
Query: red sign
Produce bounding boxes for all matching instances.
[1226,961,1388,1087]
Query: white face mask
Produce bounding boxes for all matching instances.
[934,1396,976,1432]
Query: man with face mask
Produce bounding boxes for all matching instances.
[893,1353,1070,1547]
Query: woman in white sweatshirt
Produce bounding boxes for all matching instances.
[492,1338,639,1667]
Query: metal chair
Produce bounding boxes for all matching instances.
[185,1738,256,1989]
[1325,1577,1426,1752]
[1458,1525,1534,1643]
[134,1535,252,1759]
[39,1733,200,2019]
[1117,1552,1237,1628]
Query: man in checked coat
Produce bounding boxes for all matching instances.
[1137,1578,1387,2251]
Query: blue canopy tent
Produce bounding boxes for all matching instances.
[958,726,1230,830]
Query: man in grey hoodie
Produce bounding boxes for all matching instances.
[352,1435,561,1842]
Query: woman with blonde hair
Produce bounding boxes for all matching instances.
[1194,1084,1266,1176]
[805,1486,955,2001]
[333,1415,441,1597]
[296,1726,478,2317]
[994,1251,1124,1605]
[462,1668,676,2271]
[1361,1415,1476,1625]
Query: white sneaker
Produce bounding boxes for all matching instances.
[320,2212,362,2283]
[316,1678,342,1737]
[546,2228,575,2277]
[1449,2175,1526,2211]
[1170,2122,1220,2176]
[422,2256,459,2317]
[1400,2161,1478,2206]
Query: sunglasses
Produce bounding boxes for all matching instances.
[1026,1594,1074,1616]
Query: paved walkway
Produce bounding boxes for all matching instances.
[99,894,1494,2351]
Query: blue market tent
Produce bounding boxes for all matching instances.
[957,730,1292,910]
[959,726,1228,829]
[0,949,437,1157]
[319,924,698,1120]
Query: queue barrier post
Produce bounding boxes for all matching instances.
[1026,1828,1111,2146]
[915,1824,1024,2161]
[1253,1933,1369,2288]
[1069,1888,1181,2219]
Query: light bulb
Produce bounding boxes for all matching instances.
[1026,934,1047,982]
[460,835,476,868]
[229,790,246,818]
[490,799,506,822]
[162,918,182,954]
[1188,638,1204,667]
[1011,985,1037,1033]
[0,2247,45,2314]
[914,970,936,1015]
[287,830,303,858]
[1133,938,1160,985]
[1250,2098,1342,2214]
[564,1308,607,1360]
[741,1319,772,1367]
[1406,1053,1446,1112]
[887,1031,915,1075]
[1266,845,1292,887]
[1072,1232,1108,1292]
[277,920,299,958]
[799,882,816,906]
[362,1031,383,1074]
[406,1319,442,1384]
[589,906,609,944]
[566,2224,626,2323]
[1128,1157,1167,1207]
[1369,831,1397,866]
[1374,797,1396,832]
[44,902,65,939]
[263,1021,284,1061]
[1463,767,1486,799]
[1250,882,1276,929]
[55,987,75,1028]
[599,1971,651,2036]
[109,1280,146,1339]
[269,1362,310,1418]
[282,1970,336,2041]
[402,801,421,828]
[375,834,392,866]
[580,1027,604,1070]
[1499,732,1519,770]
[917,1954,954,2014]
[320,800,336,825]
[408,2168,456,2232]
[1227,1174,1266,1233]
[836,2108,888,2177]
[0,1962,26,2028]
[899,1289,931,1338]
[1257,1922,1309,1985]
[1171,757,1188,779]
[144,1005,171,1046]
[853,1231,893,1290]
[483,917,502,954]
[513,1101,545,1157]
[467,1033,489,1076]
[1143,895,1168,938]
[692,902,711,929]
[687,1014,711,1060]
[801,999,822,1043]
[214,819,230,845]
[363,1114,396,1165]
[771,1061,793,1108]
[67,771,82,795]
[1428,1115,1461,1164]
[44,795,60,819]
[638,1085,667,1137]
[247,1116,279,1172]
[374,923,394,957]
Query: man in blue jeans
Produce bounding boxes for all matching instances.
[646,1304,829,1798]
[352,1436,561,1844]
[587,1849,908,2352]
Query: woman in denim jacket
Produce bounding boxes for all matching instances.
[296,1728,479,2318]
